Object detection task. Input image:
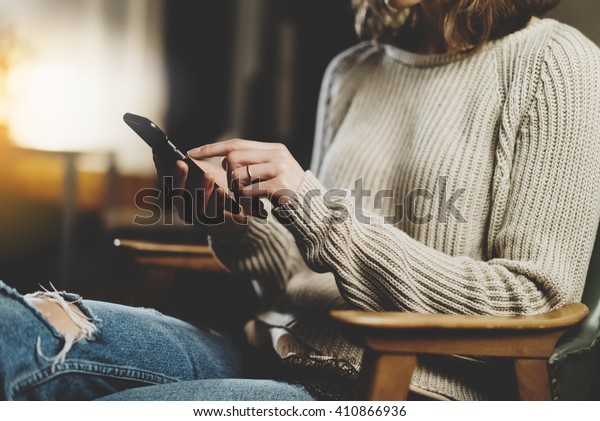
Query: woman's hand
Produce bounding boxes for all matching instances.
[152,151,248,241]
[188,139,305,210]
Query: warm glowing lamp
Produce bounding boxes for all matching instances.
[1,0,167,289]
[5,61,120,289]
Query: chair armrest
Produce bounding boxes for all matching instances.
[113,238,228,272]
[331,303,589,400]
[330,303,588,358]
[331,303,588,332]
[114,239,214,254]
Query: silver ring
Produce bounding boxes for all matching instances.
[246,165,253,181]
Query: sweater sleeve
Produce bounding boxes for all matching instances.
[209,43,377,292]
[271,37,600,316]
[208,212,306,295]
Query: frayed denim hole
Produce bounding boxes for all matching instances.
[0,281,69,373]
[0,282,64,340]
[24,288,99,371]
[39,283,99,328]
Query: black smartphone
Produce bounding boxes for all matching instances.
[123,112,241,215]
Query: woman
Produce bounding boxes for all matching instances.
[1,0,599,400]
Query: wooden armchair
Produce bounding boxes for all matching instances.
[113,228,600,401]
[332,303,588,400]
[331,230,600,401]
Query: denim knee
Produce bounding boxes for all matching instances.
[0,281,95,399]
[98,379,315,401]
[0,281,243,400]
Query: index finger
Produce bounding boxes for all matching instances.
[188,138,285,159]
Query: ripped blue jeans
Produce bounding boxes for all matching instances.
[0,281,313,401]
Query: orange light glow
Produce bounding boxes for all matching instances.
[1,0,167,174]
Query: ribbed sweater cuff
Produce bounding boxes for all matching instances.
[272,170,343,264]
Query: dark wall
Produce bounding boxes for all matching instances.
[547,0,600,46]
[164,0,357,169]
[164,1,236,149]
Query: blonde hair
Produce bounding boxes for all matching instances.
[352,0,560,52]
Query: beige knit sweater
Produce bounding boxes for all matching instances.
[210,19,600,400]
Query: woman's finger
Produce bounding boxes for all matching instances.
[195,172,215,222]
[238,178,297,207]
[231,162,282,186]
[226,148,289,170]
[237,178,277,198]
[173,164,193,224]
[174,160,188,190]
[231,188,266,219]
[188,138,286,159]
[214,187,250,223]
[225,150,291,193]
[158,158,189,222]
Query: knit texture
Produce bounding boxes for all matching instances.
[210,19,600,400]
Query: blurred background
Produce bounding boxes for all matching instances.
[0,0,597,326]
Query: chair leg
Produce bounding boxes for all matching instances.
[359,352,417,401]
[514,358,552,400]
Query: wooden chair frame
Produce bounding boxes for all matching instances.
[113,237,593,401]
[331,303,589,400]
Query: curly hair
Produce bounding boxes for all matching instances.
[352,0,560,52]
